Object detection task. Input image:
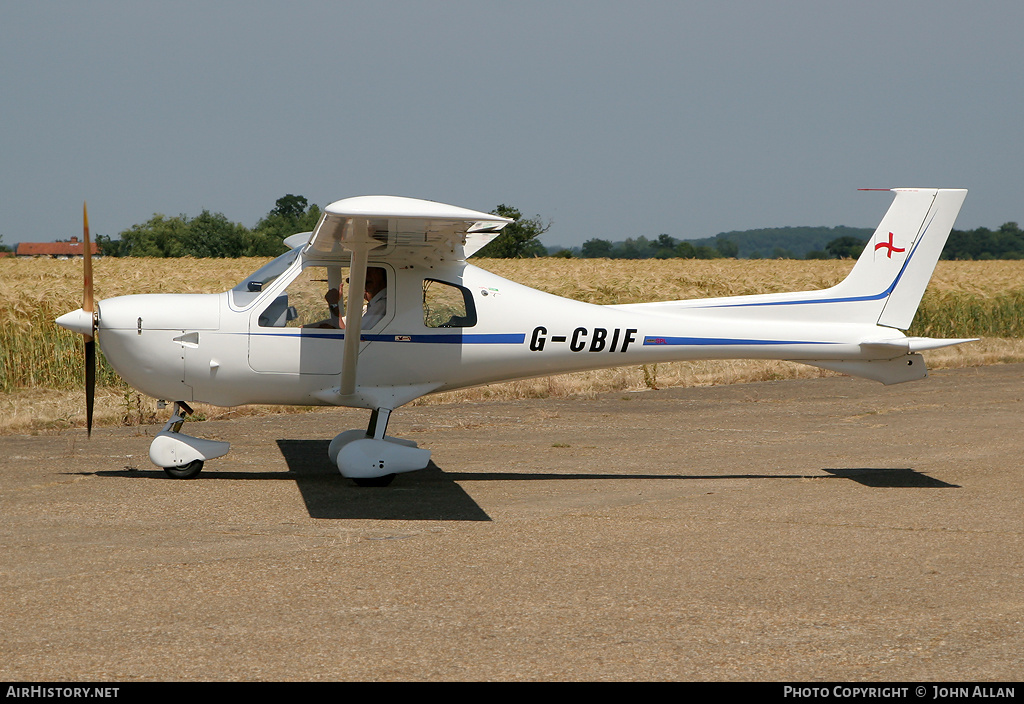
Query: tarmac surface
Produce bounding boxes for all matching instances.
[1,364,1022,682]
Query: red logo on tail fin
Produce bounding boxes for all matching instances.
[875,232,905,258]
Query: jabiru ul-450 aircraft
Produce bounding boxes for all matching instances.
[56,188,971,485]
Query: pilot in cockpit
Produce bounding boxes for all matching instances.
[305,287,344,329]
[361,267,387,329]
[304,267,386,330]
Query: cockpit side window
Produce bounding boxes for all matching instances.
[258,263,348,329]
[423,279,477,328]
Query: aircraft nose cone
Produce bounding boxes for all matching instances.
[56,308,95,336]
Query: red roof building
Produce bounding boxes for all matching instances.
[16,236,99,258]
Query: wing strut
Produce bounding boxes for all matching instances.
[339,218,383,397]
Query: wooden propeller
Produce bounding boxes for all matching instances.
[82,202,96,436]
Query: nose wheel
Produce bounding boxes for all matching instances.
[149,402,230,479]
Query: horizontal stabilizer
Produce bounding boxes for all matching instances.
[283,231,312,249]
[860,336,978,355]
[906,337,978,352]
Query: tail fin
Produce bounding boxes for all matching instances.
[830,188,967,329]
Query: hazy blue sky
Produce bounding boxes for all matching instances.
[2,1,1021,247]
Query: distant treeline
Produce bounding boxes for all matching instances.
[91,196,1021,261]
[559,226,874,260]
[93,197,548,260]
[97,195,320,258]
[941,222,1024,260]
[556,222,1024,261]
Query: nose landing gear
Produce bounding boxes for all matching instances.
[149,401,230,479]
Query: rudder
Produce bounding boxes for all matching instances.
[831,188,967,330]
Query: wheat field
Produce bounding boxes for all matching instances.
[3,256,1024,433]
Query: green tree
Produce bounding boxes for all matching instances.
[270,194,308,220]
[581,238,614,258]
[118,214,192,257]
[715,237,739,258]
[675,241,697,258]
[943,222,1024,260]
[0,234,11,253]
[826,236,866,259]
[475,205,551,258]
[693,245,722,259]
[117,211,254,257]
[112,196,323,257]
[614,236,654,259]
[653,234,678,259]
[255,195,321,236]
[181,210,250,257]
[96,233,126,256]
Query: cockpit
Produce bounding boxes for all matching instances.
[230,247,479,338]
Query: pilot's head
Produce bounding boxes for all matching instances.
[364,267,386,300]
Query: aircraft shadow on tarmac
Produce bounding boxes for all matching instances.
[275,440,491,521]
[819,467,958,488]
[92,443,958,522]
[274,440,960,521]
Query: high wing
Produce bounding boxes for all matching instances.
[304,195,513,262]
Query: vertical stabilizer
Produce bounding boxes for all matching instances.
[829,188,967,330]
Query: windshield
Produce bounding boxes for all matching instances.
[231,248,300,307]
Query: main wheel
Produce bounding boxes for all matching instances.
[352,473,396,487]
[163,459,204,479]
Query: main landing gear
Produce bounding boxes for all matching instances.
[329,408,431,486]
[148,401,230,479]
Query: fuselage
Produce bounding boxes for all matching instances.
[90,249,900,411]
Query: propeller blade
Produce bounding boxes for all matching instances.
[83,202,94,315]
[82,202,96,436]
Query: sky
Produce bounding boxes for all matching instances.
[2,0,1022,249]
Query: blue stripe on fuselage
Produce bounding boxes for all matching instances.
[245,331,526,344]
[643,336,834,346]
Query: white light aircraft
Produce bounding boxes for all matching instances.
[57,188,970,485]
